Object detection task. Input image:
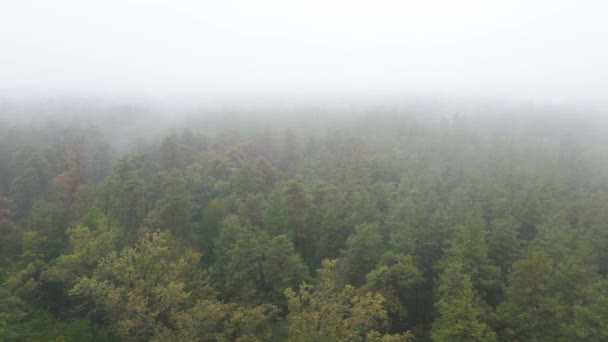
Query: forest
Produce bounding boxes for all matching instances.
[1,105,608,341]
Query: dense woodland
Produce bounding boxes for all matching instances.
[1,106,608,341]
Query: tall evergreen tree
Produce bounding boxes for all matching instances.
[431,262,496,342]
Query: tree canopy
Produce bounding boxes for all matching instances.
[1,108,608,340]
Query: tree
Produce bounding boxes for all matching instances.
[363,252,423,328]
[431,262,496,342]
[55,135,89,201]
[0,229,53,340]
[168,300,278,342]
[441,210,500,299]
[279,129,300,172]
[70,230,277,340]
[522,214,601,340]
[159,137,182,170]
[230,158,277,195]
[497,248,557,341]
[24,199,69,261]
[237,193,267,228]
[411,209,451,281]
[215,217,308,305]
[43,214,118,286]
[263,179,315,262]
[98,158,145,235]
[339,222,385,286]
[263,234,310,302]
[488,215,521,274]
[0,196,19,260]
[9,153,49,218]
[386,195,420,256]
[312,182,347,264]
[285,259,411,342]
[571,278,608,341]
[69,231,201,339]
[144,170,194,240]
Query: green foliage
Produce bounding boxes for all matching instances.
[230,158,277,195]
[43,214,118,285]
[24,199,69,260]
[0,230,60,341]
[144,170,194,240]
[311,182,347,263]
[488,215,521,273]
[69,231,203,340]
[441,209,500,298]
[285,259,410,342]
[431,262,496,342]
[3,111,608,340]
[97,158,146,234]
[199,197,230,260]
[168,300,278,342]
[0,305,113,342]
[339,222,385,286]
[215,216,309,305]
[263,179,316,263]
[497,248,557,341]
[9,153,50,218]
[572,278,608,341]
[363,252,423,325]
[0,196,19,261]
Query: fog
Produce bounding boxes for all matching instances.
[5,4,608,340]
[1,0,607,107]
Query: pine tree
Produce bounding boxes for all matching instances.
[431,262,496,342]
[488,215,521,273]
[497,248,557,341]
[339,222,385,286]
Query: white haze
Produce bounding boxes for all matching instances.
[1,0,607,107]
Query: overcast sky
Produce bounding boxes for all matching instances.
[1,0,607,105]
